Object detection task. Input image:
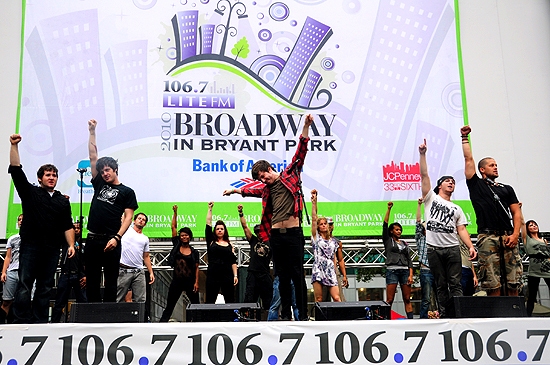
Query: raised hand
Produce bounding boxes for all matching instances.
[418,138,427,155]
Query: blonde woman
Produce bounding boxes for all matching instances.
[310,189,340,302]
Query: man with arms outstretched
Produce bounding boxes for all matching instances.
[460,126,522,296]
[86,119,138,302]
[419,138,476,317]
[223,114,313,320]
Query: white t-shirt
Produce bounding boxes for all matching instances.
[424,190,467,248]
[6,234,21,271]
[120,226,150,269]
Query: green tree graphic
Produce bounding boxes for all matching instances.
[231,37,250,60]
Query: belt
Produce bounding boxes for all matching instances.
[119,266,143,273]
[427,245,448,250]
[271,227,302,234]
[478,229,513,236]
[87,232,111,239]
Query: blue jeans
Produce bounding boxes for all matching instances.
[419,268,435,319]
[268,276,300,321]
[51,272,87,322]
[13,243,60,323]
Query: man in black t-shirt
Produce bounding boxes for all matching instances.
[86,119,138,302]
[461,125,522,296]
[8,134,75,323]
[238,204,273,309]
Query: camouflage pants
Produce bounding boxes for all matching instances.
[476,234,523,293]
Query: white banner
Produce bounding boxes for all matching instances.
[0,318,549,364]
[11,0,469,237]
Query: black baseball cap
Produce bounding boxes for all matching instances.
[434,175,455,194]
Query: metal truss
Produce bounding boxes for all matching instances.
[145,237,530,271]
[0,238,529,271]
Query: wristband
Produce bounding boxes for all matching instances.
[461,135,468,138]
[113,235,121,243]
[239,213,243,217]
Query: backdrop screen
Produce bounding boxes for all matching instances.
[8,0,474,238]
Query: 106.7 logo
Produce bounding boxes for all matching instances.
[1,327,549,365]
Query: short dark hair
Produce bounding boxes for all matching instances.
[251,160,272,180]
[477,157,494,172]
[134,212,148,224]
[37,164,58,179]
[178,227,194,241]
[253,224,261,237]
[97,156,118,174]
[388,222,403,234]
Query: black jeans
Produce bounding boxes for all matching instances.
[427,245,462,317]
[160,277,199,322]
[527,276,550,316]
[244,271,273,310]
[85,235,121,303]
[205,269,235,304]
[270,228,308,320]
[13,243,60,323]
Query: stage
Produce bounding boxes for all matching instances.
[1,318,548,364]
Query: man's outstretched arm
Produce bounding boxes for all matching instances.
[461,126,476,180]
[9,134,22,166]
[88,119,99,179]
[419,138,431,198]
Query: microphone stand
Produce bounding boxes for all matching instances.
[76,168,87,228]
[296,178,310,226]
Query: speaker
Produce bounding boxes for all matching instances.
[314,301,391,321]
[69,302,145,323]
[447,296,526,318]
[186,303,262,322]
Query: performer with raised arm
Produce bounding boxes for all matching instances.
[310,189,340,302]
[8,134,75,323]
[461,126,522,296]
[519,203,550,316]
[205,202,238,303]
[160,205,200,322]
[382,202,413,318]
[238,204,272,309]
[419,138,476,317]
[86,119,138,302]
[223,114,313,320]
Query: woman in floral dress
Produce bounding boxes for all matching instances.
[310,189,341,302]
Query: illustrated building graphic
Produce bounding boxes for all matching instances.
[105,40,149,125]
[297,70,322,107]
[200,24,215,54]
[25,9,106,158]
[172,10,199,64]
[273,17,332,101]
[328,0,448,200]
